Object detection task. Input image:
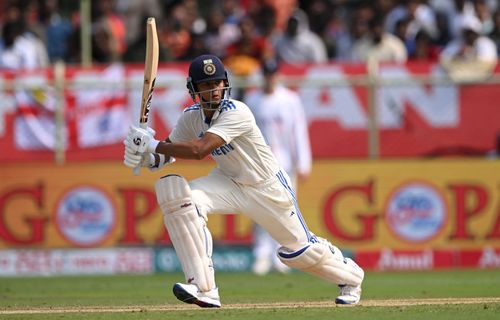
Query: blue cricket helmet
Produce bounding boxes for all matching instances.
[186,54,231,102]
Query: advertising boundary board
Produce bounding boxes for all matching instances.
[1,159,499,272]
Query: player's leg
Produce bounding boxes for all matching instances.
[252,171,297,275]
[156,171,242,308]
[155,174,220,308]
[243,169,365,304]
[278,239,364,304]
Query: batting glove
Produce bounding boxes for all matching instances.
[126,126,159,154]
[124,139,151,168]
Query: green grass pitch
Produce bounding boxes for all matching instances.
[1,269,499,319]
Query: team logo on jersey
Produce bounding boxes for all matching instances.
[203,59,216,75]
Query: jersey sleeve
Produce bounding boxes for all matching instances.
[207,101,254,143]
[169,111,194,143]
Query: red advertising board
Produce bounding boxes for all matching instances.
[0,62,499,162]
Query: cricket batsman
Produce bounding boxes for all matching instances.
[123,54,364,308]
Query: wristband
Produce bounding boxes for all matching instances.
[157,153,166,167]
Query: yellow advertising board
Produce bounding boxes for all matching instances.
[1,159,499,251]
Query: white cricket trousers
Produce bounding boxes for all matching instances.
[189,168,312,251]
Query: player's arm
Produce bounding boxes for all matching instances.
[154,132,225,160]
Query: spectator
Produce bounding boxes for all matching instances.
[439,14,498,82]
[445,0,477,40]
[170,0,206,36]
[303,0,337,59]
[203,9,240,58]
[410,29,441,61]
[395,17,417,56]
[248,0,297,33]
[224,16,274,77]
[23,0,46,43]
[115,0,163,47]
[386,0,439,41]
[123,16,169,63]
[40,0,73,63]
[474,0,494,34]
[160,18,191,61]
[433,7,453,46]
[274,8,328,63]
[221,0,245,26]
[244,58,312,275]
[333,4,372,61]
[178,31,210,61]
[92,0,127,63]
[248,1,283,40]
[352,15,408,63]
[0,19,49,70]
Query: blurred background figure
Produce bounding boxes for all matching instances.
[439,14,498,82]
[352,15,408,63]
[92,0,127,63]
[203,8,240,59]
[40,0,73,63]
[115,0,163,49]
[0,5,48,70]
[332,1,372,61]
[224,16,274,77]
[224,15,275,99]
[122,15,169,63]
[409,29,440,61]
[274,8,327,63]
[244,58,312,275]
[385,0,439,42]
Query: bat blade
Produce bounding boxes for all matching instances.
[139,17,159,129]
[134,17,159,176]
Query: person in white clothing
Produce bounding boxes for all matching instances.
[440,14,498,83]
[352,15,408,63]
[123,54,364,308]
[245,59,312,275]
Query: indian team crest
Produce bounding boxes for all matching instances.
[385,182,447,242]
[203,59,216,75]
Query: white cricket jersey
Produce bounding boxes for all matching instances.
[245,86,312,177]
[169,99,280,185]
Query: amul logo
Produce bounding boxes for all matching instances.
[385,182,446,242]
[55,186,116,247]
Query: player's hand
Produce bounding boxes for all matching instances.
[123,139,154,168]
[126,126,158,153]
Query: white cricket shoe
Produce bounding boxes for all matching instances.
[172,283,221,308]
[335,284,362,305]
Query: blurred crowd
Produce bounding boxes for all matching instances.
[0,0,499,76]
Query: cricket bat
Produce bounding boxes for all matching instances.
[134,17,159,175]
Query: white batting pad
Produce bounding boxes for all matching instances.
[278,240,364,286]
[155,175,215,292]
